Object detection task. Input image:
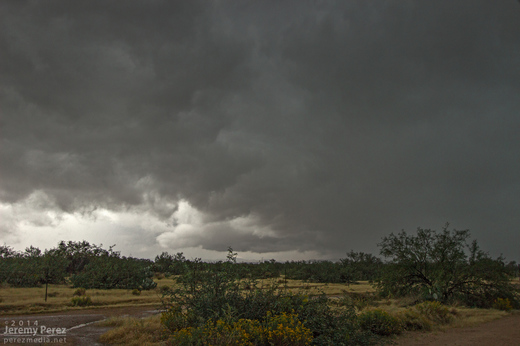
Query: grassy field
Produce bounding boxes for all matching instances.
[0,277,177,315]
[2,277,516,317]
[0,277,375,315]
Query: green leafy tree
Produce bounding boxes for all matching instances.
[0,246,68,287]
[52,240,112,274]
[1,246,43,287]
[0,245,17,258]
[41,249,71,285]
[340,251,384,282]
[377,224,519,308]
[154,251,187,275]
[71,255,156,290]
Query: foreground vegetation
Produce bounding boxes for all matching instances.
[151,238,518,345]
[1,225,519,344]
[95,269,516,345]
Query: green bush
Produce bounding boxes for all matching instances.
[334,290,354,308]
[397,309,432,331]
[350,292,378,310]
[358,309,402,336]
[161,306,191,333]
[493,298,512,311]
[162,249,376,345]
[131,289,141,296]
[73,287,86,296]
[168,312,313,346]
[263,311,313,345]
[71,295,92,307]
[159,285,171,294]
[414,301,453,324]
[397,301,456,331]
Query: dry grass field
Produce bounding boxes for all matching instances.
[1,277,512,320]
[0,277,177,315]
[0,276,376,315]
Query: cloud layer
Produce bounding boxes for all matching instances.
[1,1,520,260]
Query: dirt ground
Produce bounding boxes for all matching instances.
[395,312,520,346]
[0,305,163,345]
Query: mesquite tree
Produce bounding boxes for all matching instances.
[377,224,519,308]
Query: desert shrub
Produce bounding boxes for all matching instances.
[397,301,455,331]
[334,291,354,308]
[256,291,375,344]
[71,295,92,307]
[131,288,141,296]
[73,287,86,296]
[161,307,190,333]
[397,309,432,331]
[169,318,257,345]
[358,309,402,336]
[263,311,313,345]
[301,295,376,345]
[159,285,171,294]
[455,285,520,309]
[168,312,313,346]
[350,292,378,310]
[493,298,512,311]
[162,249,376,345]
[414,301,453,324]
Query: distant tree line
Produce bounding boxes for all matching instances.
[1,224,518,310]
[0,241,156,290]
[151,249,385,284]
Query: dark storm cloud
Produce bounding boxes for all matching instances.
[1,1,519,260]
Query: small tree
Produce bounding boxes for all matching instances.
[377,224,519,308]
[53,240,111,274]
[340,251,384,282]
[71,255,156,290]
[0,246,68,288]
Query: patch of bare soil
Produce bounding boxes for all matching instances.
[0,305,163,345]
[395,312,520,346]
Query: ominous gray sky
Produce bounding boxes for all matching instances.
[1,0,519,261]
